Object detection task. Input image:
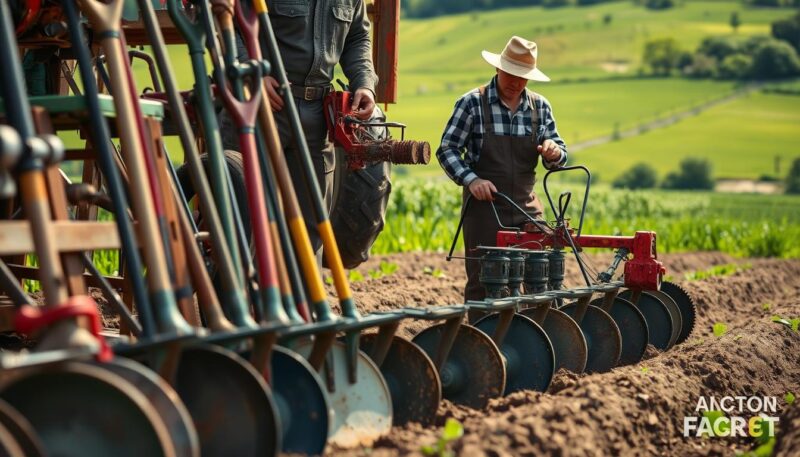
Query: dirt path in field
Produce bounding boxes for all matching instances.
[325,252,800,456]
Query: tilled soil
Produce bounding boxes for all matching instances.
[325,252,800,456]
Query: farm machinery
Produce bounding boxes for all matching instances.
[0,0,695,455]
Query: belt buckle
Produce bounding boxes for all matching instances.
[304,86,315,101]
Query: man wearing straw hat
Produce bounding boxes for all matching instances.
[436,36,568,309]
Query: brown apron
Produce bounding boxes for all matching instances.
[463,86,544,306]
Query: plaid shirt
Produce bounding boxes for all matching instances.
[436,76,567,186]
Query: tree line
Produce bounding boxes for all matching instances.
[402,0,798,18]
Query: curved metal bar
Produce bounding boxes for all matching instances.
[542,165,591,236]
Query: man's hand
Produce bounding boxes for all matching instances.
[537,139,562,162]
[468,178,497,201]
[265,76,284,111]
[350,88,376,120]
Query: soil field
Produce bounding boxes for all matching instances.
[324,251,800,456]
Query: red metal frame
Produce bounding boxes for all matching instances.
[496,225,665,291]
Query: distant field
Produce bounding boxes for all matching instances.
[572,91,800,181]
[397,1,791,81]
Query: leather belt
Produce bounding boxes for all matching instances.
[289,84,333,101]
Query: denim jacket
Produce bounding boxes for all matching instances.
[267,0,378,92]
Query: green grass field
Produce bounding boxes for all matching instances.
[572,91,800,181]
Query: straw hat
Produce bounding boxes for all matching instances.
[481,36,550,82]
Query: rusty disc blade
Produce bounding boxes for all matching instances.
[96,358,199,457]
[0,398,43,457]
[660,281,697,344]
[361,334,441,426]
[560,304,622,373]
[592,297,649,366]
[271,345,331,455]
[0,361,174,456]
[650,290,683,348]
[412,323,505,409]
[175,344,280,456]
[473,313,555,394]
[521,307,587,374]
[619,290,674,351]
[294,340,392,448]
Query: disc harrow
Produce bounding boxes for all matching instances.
[0,1,697,454]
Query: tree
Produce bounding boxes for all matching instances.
[643,38,682,75]
[661,158,715,190]
[717,53,753,79]
[685,53,717,78]
[751,39,800,78]
[612,163,658,190]
[697,36,740,61]
[645,0,675,9]
[786,157,800,194]
[730,12,741,33]
[771,12,800,54]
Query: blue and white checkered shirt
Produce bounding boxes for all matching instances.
[436,75,567,186]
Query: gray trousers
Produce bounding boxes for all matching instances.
[219,98,335,263]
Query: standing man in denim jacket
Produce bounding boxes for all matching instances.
[265,0,377,254]
[436,36,568,309]
[222,0,378,257]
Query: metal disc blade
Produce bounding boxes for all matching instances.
[593,297,649,366]
[474,313,555,394]
[175,344,280,457]
[271,345,331,455]
[620,290,674,350]
[660,281,697,344]
[0,399,44,457]
[0,421,23,457]
[412,323,505,409]
[294,341,392,448]
[97,358,199,457]
[361,334,441,426]
[560,304,622,373]
[649,290,682,348]
[521,307,587,374]
[0,361,174,456]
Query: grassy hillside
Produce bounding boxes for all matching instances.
[397,1,790,81]
[388,1,799,181]
[572,91,800,181]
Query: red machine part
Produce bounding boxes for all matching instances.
[496,228,666,291]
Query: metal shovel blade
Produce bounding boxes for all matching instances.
[620,290,675,351]
[521,307,587,374]
[175,345,280,457]
[660,281,697,344]
[294,340,392,448]
[361,334,441,426]
[0,398,44,457]
[412,323,506,409]
[474,313,555,394]
[96,358,199,457]
[560,304,622,373]
[0,361,174,457]
[271,346,331,455]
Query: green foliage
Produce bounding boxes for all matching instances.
[645,0,676,10]
[702,410,727,436]
[731,12,742,32]
[374,179,800,259]
[612,163,658,189]
[772,12,800,53]
[421,418,464,457]
[785,157,800,194]
[684,263,751,281]
[712,322,728,337]
[661,158,715,190]
[786,392,796,405]
[738,437,776,457]
[718,54,753,79]
[424,266,446,278]
[751,39,800,78]
[698,36,742,61]
[762,302,772,311]
[348,270,365,283]
[643,38,684,75]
